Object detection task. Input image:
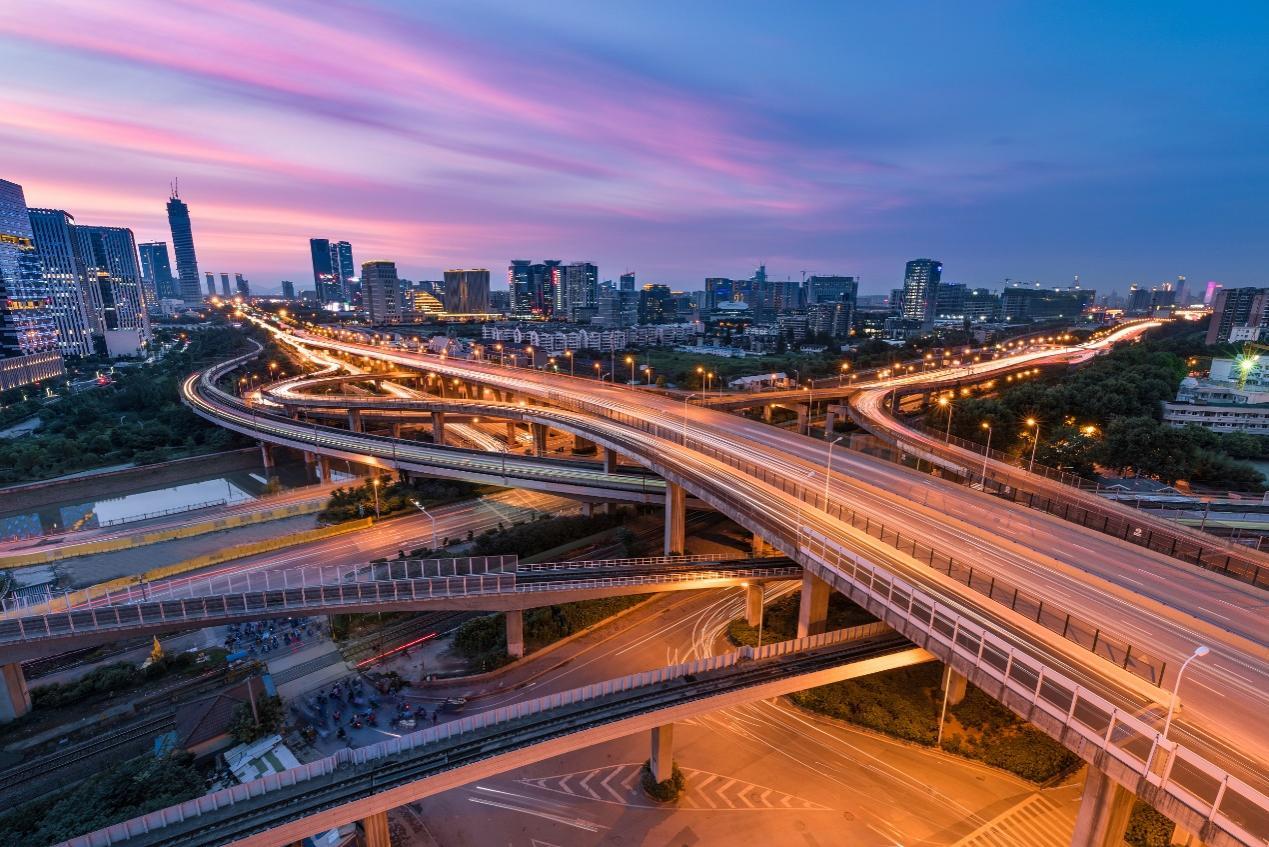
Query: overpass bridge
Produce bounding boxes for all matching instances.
[0,554,798,663]
[220,320,1268,847]
[58,625,930,847]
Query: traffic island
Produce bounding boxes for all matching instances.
[640,759,686,803]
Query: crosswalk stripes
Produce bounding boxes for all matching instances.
[518,762,832,811]
[951,792,1070,847]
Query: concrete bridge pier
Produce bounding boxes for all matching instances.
[745,583,764,628]
[318,455,332,482]
[824,404,846,435]
[259,442,275,469]
[664,482,686,555]
[750,532,778,557]
[650,724,675,783]
[356,810,390,847]
[796,570,830,638]
[942,665,968,706]
[389,421,402,439]
[573,435,596,454]
[432,412,445,444]
[505,421,517,447]
[0,662,31,722]
[347,409,363,433]
[1069,767,1134,847]
[795,404,809,435]
[1170,824,1202,846]
[763,404,774,423]
[603,448,619,474]
[506,609,525,659]
[531,423,548,456]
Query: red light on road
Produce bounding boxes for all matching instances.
[355,632,438,668]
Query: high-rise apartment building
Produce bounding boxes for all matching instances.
[281,280,296,300]
[362,261,401,324]
[704,277,734,312]
[443,269,490,314]
[138,242,177,301]
[27,208,95,357]
[333,241,356,304]
[805,275,857,336]
[559,262,598,321]
[235,273,250,298]
[204,272,216,297]
[638,284,673,324]
[508,260,532,315]
[900,259,942,327]
[220,272,231,298]
[74,225,150,356]
[166,186,202,305]
[309,238,355,304]
[619,272,636,292]
[1206,287,1269,345]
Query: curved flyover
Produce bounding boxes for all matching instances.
[233,320,1269,846]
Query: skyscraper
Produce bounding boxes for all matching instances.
[1,180,59,359]
[220,272,231,298]
[362,261,401,324]
[560,262,598,321]
[235,273,250,298]
[508,260,532,315]
[281,280,296,300]
[806,275,858,335]
[333,241,355,304]
[27,208,95,357]
[205,272,216,297]
[309,238,351,304]
[900,259,942,327]
[638,284,673,324]
[138,242,177,301]
[442,269,490,314]
[74,225,150,355]
[166,185,202,305]
[619,272,636,292]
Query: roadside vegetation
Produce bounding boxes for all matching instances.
[925,323,1267,489]
[0,326,254,485]
[27,649,227,713]
[318,475,483,523]
[0,751,205,845]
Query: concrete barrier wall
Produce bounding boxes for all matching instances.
[28,518,375,614]
[0,499,326,568]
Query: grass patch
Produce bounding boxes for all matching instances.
[726,591,874,647]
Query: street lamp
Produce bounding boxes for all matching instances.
[681,394,697,444]
[839,362,850,386]
[594,361,602,380]
[824,436,843,509]
[979,422,992,487]
[938,396,953,442]
[626,355,635,384]
[565,349,574,376]
[370,477,382,519]
[1025,417,1040,472]
[410,499,438,550]
[1162,645,1210,741]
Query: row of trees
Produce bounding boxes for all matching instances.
[926,330,1267,489]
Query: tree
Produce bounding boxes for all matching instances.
[228,694,285,744]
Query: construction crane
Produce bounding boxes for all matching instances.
[1233,342,1269,389]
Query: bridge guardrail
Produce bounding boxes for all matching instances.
[0,567,801,645]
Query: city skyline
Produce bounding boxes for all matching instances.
[1,2,1266,292]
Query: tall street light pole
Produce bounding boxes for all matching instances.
[1026,417,1040,472]
[980,422,992,488]
[939,396,953,442]
[681,394,697,444]
[824,436,843,510]
[1163,645,1210,741]
[410,499,438,550]
[371,477,381,519]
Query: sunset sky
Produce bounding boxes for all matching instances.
[1,1,1266,293]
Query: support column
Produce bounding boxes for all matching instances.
[763,404,774,423]
[603,448,619,474]
[531,422,547,456]
[580,502,595,517]
[0,663,31,722]
[390,422,402,439]
[796,569,830,638]
[1069,767,1135,847]
[432,411,445,444]
[1170,824,1202,846]
[505,609,524,659]
[664,482,686,555]
[347,409,363,433]
[259,442,274,469]
[356,810,391,847]
[650,724,674,784]
[505,421,517,447]
[318,456,332,482]
[750,532,777,557]
[573,434,595,454]
[745,583,764,628]
[795,404,809,435]
[943,665,968,706]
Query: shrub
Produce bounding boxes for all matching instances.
[640,760,686,803]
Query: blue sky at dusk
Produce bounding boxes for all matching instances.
[0,0,1265,294]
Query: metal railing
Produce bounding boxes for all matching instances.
[517,553,740,572]
[0,566,802,645]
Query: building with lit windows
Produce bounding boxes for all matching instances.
[443,268,490,314]
[1,179,63,385]
[166,187,202,305]
[900,258,942,327]
[362,260,402,323]
[138,241,177,301]
[27,208,96,357]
